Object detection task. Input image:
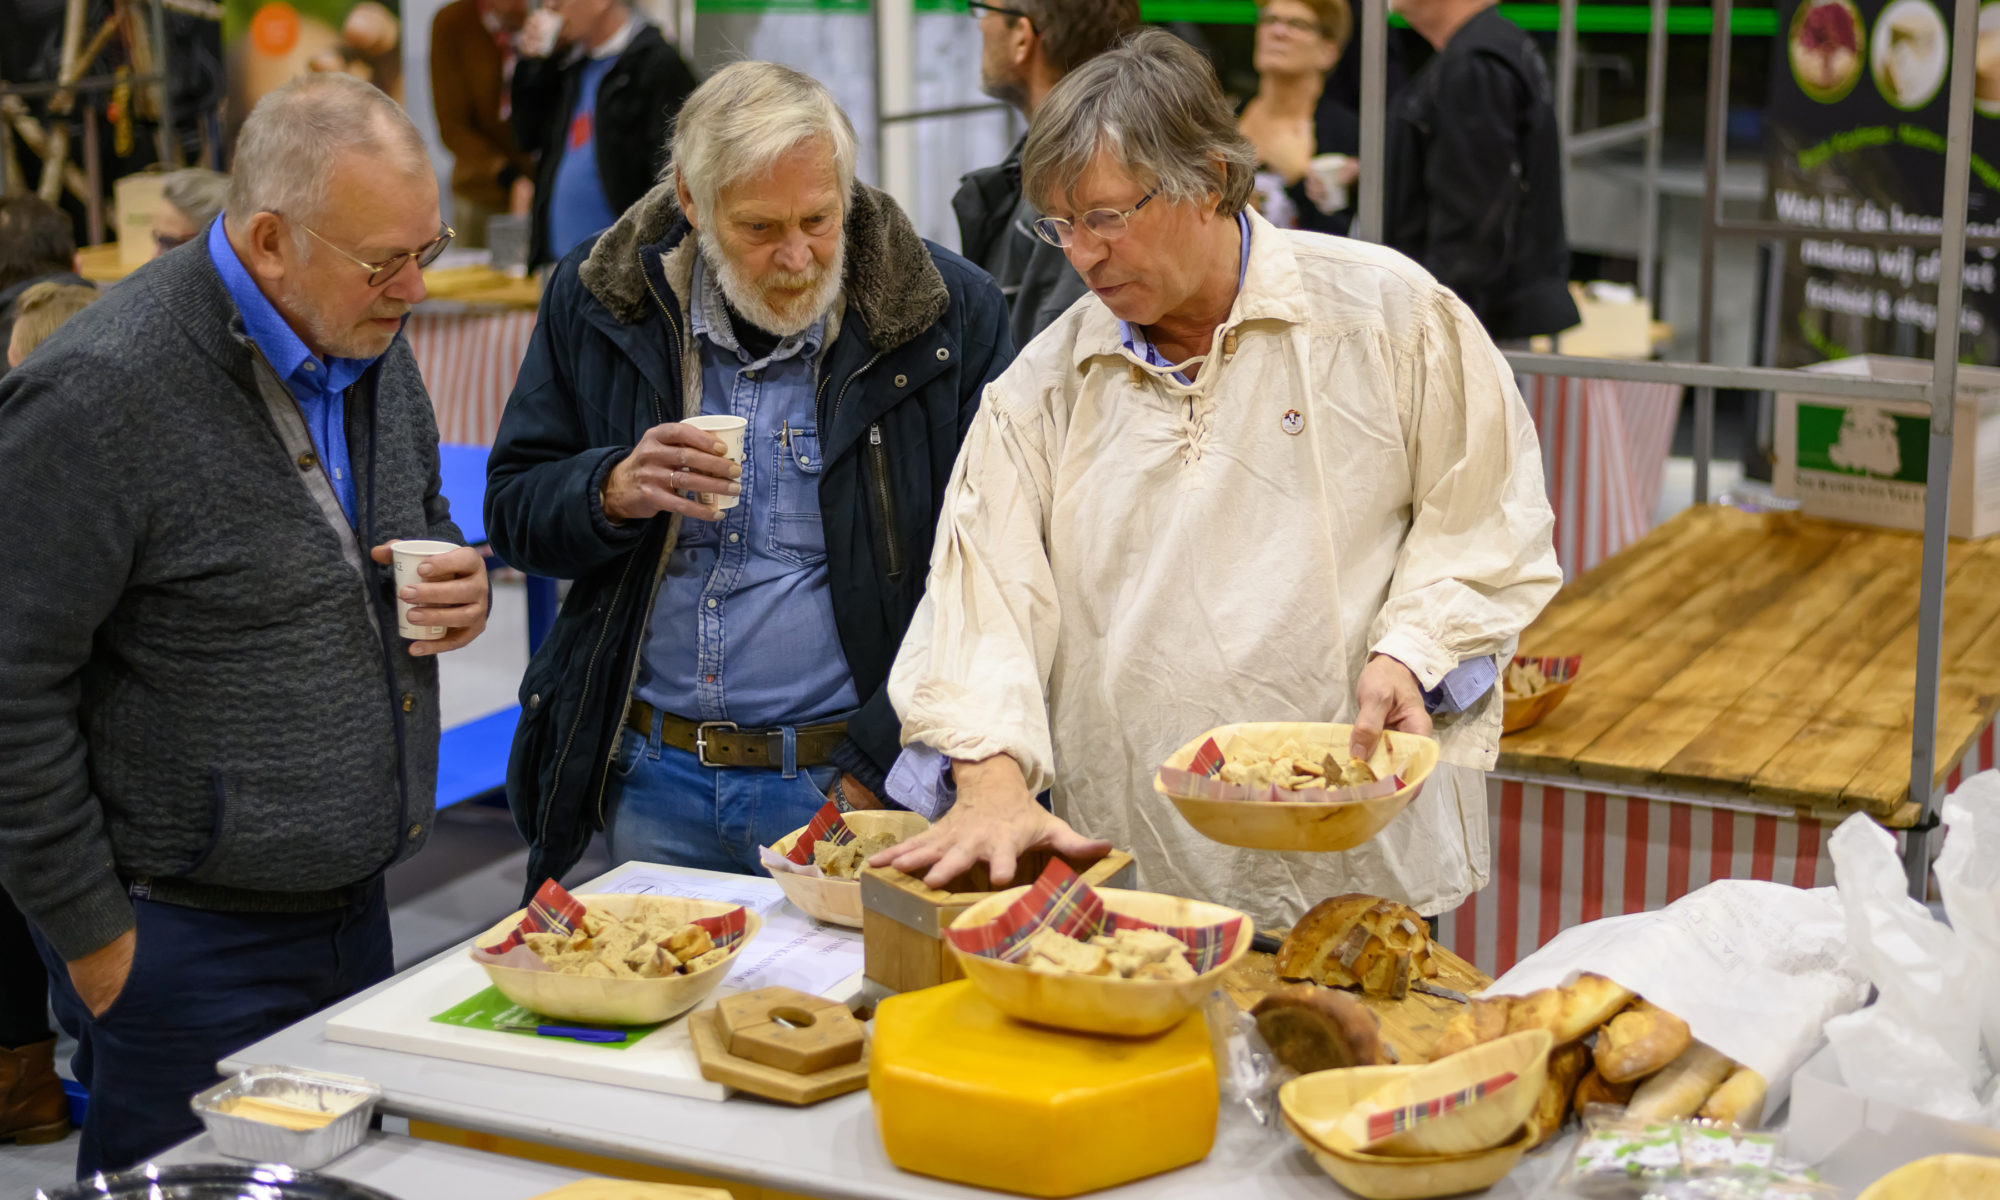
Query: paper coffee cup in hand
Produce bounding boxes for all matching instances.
[1307,154,1353,215]
[391,539,460,640]
[685,415,747,512]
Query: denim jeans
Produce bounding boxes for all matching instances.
[603,717,839,875]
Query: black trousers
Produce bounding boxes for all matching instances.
[0,888,52,1049]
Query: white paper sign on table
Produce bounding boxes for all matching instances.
[599,867,863,998]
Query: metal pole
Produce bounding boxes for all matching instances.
[1554,0,1577,156]
[872,0,916,208]
[1694,0,1731,505]
[147,0,177,167]
[82,100,101,245]
[1904,0,1979,900]
[1356,0,1386,243]
[1638,0,1667,304]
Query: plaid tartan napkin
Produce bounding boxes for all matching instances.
[782,799,856,865]
[1156,737,1406,805]
[942,859,1247,973]
[1512,654,1581,684]
[1347,1070,1522,1146]
[481,877,749,959]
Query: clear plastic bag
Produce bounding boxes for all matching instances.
[1204,989,1292,1127]
[1559,1106,1838,1199]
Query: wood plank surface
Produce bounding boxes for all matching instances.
[1499,507,2000,814]
[1223,942,1491,1065]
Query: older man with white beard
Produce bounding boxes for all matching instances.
[485,62,1013,889]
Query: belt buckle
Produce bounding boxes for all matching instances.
[695,720,740,768]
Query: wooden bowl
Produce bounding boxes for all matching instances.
[1290,1030,1551,1157]
[1858,1154,2000,1200]
[470,894,761,1026]
[1283,1112,1535,1199]
[1502,677,1575,734]
[1153,723,1439,853]
[768,810,931,928]
[945,887,1253,1037]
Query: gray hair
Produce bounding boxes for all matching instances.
[162,168,229,229]
[668,62,858,222]
[226,73,429,240]
[1022,29,1257,219]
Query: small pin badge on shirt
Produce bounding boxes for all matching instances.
[1281,409,1305,436]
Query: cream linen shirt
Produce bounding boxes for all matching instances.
[888,210,1561,926]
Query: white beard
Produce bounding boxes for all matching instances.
[699,226,843,339]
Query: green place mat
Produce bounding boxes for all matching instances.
[429,986,661,1050]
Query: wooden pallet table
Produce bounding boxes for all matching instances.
[1436,505,2000,977]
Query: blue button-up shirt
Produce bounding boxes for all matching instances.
[208,218,373,525]
[634,253,860,728]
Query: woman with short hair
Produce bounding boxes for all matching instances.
[1238,0,1360,234]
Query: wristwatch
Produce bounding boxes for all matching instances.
[831,775,853,813]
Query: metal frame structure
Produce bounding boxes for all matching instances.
[1555,0,1670,302]
[1355,0,1976,898]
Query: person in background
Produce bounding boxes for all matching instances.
[1239,0,1360,235]
[1383,0,1579,342]
[956,0,1138,349]
[485,62,1012,892]
[872,31,1559,930]
[511,0,697,268]
[152,168,230,256]
[0,194,85,380]
[430,0,535,248]
[0,74,489,1175]
[0,281,97,1150]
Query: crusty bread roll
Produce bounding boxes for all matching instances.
[1594,999,1692,1084]
[1530,1042,1592,1148]
[1276,894,1438,999]
[1504,974,1634,1047]
[1429,996,1511,1059]
[1252,983,1386,1075]
[1626,1042,1734,1120]
[1572,1067,1637,1119]
[1697,1066,1767,1128]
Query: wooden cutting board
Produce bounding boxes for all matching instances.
[1222,936,1491,1065]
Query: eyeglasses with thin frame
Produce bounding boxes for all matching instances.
[1030,188,1158,249]
[966,1,1033,23]
[291,219,456,287]
[1257,12,1329,36]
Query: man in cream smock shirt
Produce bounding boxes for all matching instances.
[874,30,1561,928]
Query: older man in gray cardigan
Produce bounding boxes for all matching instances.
[0,73,488,1175]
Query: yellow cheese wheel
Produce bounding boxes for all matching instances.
[870,980,1218,1197]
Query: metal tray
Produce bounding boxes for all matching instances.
[189,1065,381,1170]
[36,1161,401,1199]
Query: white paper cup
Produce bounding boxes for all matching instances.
[391,539,460,640]
[1308,153,1352,214]
[684,414,747,512]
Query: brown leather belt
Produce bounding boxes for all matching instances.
[626,698,846,769]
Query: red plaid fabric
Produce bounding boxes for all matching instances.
[1513,654,1582,684]
[943,859,1247,973]
[1361,1071,1521,1144]
[783,799,855,865]
[488,877,748,953]
[690,905,749,950]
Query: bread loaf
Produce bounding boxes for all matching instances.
[1572,1067,1637,1119]
[1594,1000,1692,1083]
[1252,984,1386,1075]
[1530,1042,1592,1149]
[1276,894,1438,999]
[1504,974,1634,1047]
[1625,1043,1734,1121]
[1429,996,1511,1059]
[1697,1066,1768,1128]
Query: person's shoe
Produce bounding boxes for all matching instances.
[0,1038,71,1144]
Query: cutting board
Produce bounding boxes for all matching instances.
[1223,935,1491,1065]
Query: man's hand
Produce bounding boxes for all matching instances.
[602,423,742,525]
[868,755,1110,889]
[508,175,534,218]
[69,929,136,1019]
[369,542,490,656]
[833,773,883,811]
[1351,653,1433,760]
[517,7,563,57]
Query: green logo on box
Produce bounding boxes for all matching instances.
[1796,402,1929,482]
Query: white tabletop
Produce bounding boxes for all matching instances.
[215,865,1576,1199]
[155,1130,596,1198]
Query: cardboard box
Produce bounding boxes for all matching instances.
[114,172,166,272]
[1774,355,2000,540]
[1786,1043,2000,1192]
[1555,281,1655,359]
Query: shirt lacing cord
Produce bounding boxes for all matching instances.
[1127,345,1220,471]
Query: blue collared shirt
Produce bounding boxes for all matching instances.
[634,253,860,728]
[207,218,373,525]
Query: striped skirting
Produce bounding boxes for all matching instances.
[405,310,539,446]
[1520,374,1683,580]
[1438,723,1993,976]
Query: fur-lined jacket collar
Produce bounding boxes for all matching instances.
[577,176,949,353]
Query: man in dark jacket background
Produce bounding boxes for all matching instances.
[1383,0,1579,342]
[0,74,488,1175]
[486,62,1012,891]
[511,0,697,268]
[955,0,1138,350]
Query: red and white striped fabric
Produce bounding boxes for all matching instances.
[405,310,539,446]
[1438,721,1994,976]
[1519,374,1683,580]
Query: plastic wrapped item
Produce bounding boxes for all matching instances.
[1205,989,1290,1127]
[1563,1106,1690,1196]
[1560,1107,1834,1199]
